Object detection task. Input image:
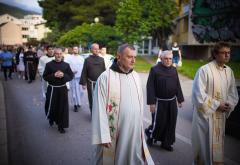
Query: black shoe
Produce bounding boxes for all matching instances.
[77,105,81,108]
[146,137,153,146]
[145,127,151,139]
[74,105,78,112]
[161,144,173,152]
[28,80,32,83]
[58,127,65,134]
[49,120,54,126]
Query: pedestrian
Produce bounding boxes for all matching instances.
[191,42,239,165]
[24,46,38,83]
[156,47,162,64]
[0,45,14,81]
[145,50,184,151]
[16,47,25,79]
[92,43,154,165]
[43,48,74,133]
[171,42,182,67]
[38,45,55,98]
[65,46,84,112]
[79,43,105,115]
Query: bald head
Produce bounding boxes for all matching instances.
[91,43,100,56]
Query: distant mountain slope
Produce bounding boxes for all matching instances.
[0,2,40,18]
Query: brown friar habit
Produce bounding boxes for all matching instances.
[147,62,184,145]
[79,55,105,112]
[43,60,74,128]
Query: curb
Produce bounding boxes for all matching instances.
[0,81,8,165]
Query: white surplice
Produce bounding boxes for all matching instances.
[92,69,154,165]
[100,54,114,68]
[38,55,55,98]
[191,60,239,165]
[65,54,84,106]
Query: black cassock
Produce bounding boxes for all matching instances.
[23,50,38,81]
[43,60,74,128]
[79,55,105,112]
[147,62,184,145]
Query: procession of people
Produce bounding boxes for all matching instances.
[0,41,239,165]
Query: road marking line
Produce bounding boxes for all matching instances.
[143,117,239,165]
[143,117,191,145]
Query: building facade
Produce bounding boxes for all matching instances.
[0,22,22,45]
[171,0,240,60]
[0,13,50,45]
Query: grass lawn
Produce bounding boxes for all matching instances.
[134,56,153,73]
[135,56,240,80]
[178,59,240,79]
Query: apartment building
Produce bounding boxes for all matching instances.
[0,14,50,45]
[0,21,22,45]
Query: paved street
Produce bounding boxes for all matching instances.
[1,72,240,165]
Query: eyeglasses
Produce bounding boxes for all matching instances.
[218,51,230,55]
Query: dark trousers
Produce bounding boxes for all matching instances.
[2,66,12,80]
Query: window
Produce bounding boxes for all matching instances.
[22,35,29,38]
[22,27,28,31]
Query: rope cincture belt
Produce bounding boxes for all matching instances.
[88,78,96,92]
[46,84,66,118]
[156,96,176,101]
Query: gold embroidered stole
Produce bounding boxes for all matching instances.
[102,70,121,164]
[208,62,225,163]
[103,70,154,165]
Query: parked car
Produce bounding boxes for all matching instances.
[225,86,240,139]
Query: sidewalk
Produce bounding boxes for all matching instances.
[0,81,8,165]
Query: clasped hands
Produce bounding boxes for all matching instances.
[54,70,64,78]
[218,102,231,113]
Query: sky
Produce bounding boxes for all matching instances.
[0,0,42,13]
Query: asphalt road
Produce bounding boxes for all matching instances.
[2,73,240,165]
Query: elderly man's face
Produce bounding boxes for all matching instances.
[54,49,63,62]
[91,44,99,55]
[161,54,173,67]
[117,47,136,72]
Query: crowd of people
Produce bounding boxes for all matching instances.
[0,41,238,165]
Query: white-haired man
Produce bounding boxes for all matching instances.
[146,50,184,151]
[43,48,74,133]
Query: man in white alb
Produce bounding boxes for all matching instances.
[191,42,239,165]
[38,45,54,98]
[99,46,114,68]
[92,43,154,165]
[65,46,84,112]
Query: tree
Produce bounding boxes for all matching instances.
[115,0,178,45]
[39,0,120,32]
[115,0,143,43]
[142,0,178,46]
[57,23,121,53]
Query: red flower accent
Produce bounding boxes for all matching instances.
[108,104,113,112]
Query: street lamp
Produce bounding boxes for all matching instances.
[94,17,99,23]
